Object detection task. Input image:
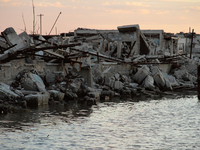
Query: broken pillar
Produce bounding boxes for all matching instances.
[117,41,122,58]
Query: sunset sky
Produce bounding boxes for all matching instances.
[0,0,200,35]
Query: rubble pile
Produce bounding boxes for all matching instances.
[0,25,199,114]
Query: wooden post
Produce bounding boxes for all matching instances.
[190,29,194,59]
[97,52,99,63]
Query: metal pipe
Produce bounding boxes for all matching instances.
[49,12,62,35]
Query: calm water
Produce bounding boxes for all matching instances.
[0,95,200,149]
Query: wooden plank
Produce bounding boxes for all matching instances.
[44,50,64,59]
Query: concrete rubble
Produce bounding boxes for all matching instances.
[0,25,199,114]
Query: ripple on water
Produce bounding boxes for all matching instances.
[0,95,200,149]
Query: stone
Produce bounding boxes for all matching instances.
[162,72,179,86]
[129,83,139,88]
[153,69,166,89]
[48,90,65,101]
[133,66,149,83]
[25,92,50,107]
[100,90,115,98]
[21,72,46,92]
[144,75,155,90]
[113,81,123,90]
[174,69,197,82]
[65,90,78,100]
[87,91,100,101]
[45,71,56,85]
[0,82,20,100]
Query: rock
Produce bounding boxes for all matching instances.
[133,66,149,83]
[144,75,155,90]
[0,82,20,100]
[153,69,166,89]
[113,81,123,90]
[174,69,197,82]
[129,83,139,88]
[25,92,50,107]
[162,72,179,86]
[87,91,100,101]
[45,71,56,85]
[120,89,132,96]
[21,72,46,92]
[48,90,65,101]
[69,79,82,93]
[131,89,137,95]
[65,90,78,101]
[100,90,115,99]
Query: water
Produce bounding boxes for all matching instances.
[1,95,200,149]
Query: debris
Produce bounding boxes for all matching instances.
[0,25,199,113]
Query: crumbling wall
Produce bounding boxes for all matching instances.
[0,59,68,85]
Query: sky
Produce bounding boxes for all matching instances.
[0,0,200,35]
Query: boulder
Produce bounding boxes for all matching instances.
[0,82,20,100]
[21,72,46,92]
[133,66,149,83]
[48,90,65,101]
[113,81,123,90]
[25,92,50,107]
[144,75,155,90]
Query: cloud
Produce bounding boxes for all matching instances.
[156,11,170,14]
[12,2,26,6]
[184,10,190,13]
[109,9,134,14]
[0,0,26,6]
[102,2,110,6]
[35,2,66,8]
[140,9,150,14]
[190,6,200,10]
[0,0,10,2]
[126,2,150,7]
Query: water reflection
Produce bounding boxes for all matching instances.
[0,101,93,132]
[0,94,200,149]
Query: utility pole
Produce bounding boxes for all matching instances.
[37,14,44,35]
[190,29,194,59]
[32,0,35,35]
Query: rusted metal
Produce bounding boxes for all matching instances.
[0,44,17,53]
[0,43,81,64]
[71,48,124,63]
[127,41,136,58]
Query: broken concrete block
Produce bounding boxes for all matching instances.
[144,75,155,90]
[129,83,139,88]
[0,82,20,100]
[21,72,46,92]
[48,90,65,101]
[153,69,166,89]
[45,71,56,85]
[133,55,146,63]
[133,66,149,83]
[87,91,100,101]
[174,69,197,82]
[162,72,179,86]
[120,89,132,96]
[165,80,173,91]
[100,90,115,99]
[69,81,81,93]
[113,81,123,90]
[2,27,30,52]
[65,90,78,100]
[25,92,50,107]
